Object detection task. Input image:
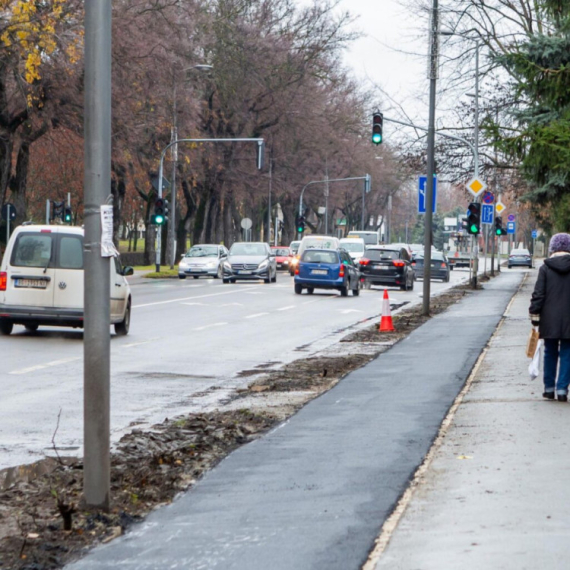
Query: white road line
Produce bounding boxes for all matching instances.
[277,305,296,311]
[221,303,244,307]
[133,287,262,309]
[245,313,269,319]
[181,302,207,306]
[193,322,228,331]
[339,309,363,314]
[122,338,159,348]
[10,357,81,375]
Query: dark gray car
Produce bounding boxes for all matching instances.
[412,251,450,282]
[223,242,277,284]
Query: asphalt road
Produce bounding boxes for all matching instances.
[1,268,472,471]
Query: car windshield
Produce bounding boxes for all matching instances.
[340,242,364,253]
[230,243,267,256]
[366,249,399,261]
[511,249,530,255]
[290,241,301,253]
[272,248,290,256]
[186,246,218,257]
[416,252,445,261]
[302,250,338,264]
[303,238,338,250]
[346,232,378,245]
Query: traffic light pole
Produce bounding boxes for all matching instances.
[155,137,265,272]
[298,175,371,238]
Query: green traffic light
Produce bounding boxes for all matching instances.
[372,133,382,144]
[470,224,478,233]
[155,215,165,225]
[297,226,303,233]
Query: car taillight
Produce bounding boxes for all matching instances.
[393,260,405,267]
[359,258,370,266]
[411,261,416,266]
[0,272,6,291]
[441,263,446,268]
[295,267,299,275]
[339,264,345,277]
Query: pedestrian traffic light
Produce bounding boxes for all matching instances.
[152,197,166,226]
[494,215,507,236]
[50,200,64,222]
[466,202,481,235]
[296,214,305,235]
[372,112,383,145]
[64,206,72,223]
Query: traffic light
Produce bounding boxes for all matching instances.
[466,202,481,235]
[372,112,383,145]
[64,206,72,223]
[494,215,507,236]
[51,200,64,222]
[152,197,166,225]
[296,214,305,235]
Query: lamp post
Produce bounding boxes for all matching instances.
[168,64,213,268]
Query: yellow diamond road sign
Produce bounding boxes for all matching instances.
[466,177,487,197]
[496,201,506,214]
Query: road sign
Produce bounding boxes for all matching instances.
[507,221,515,234]
[495,201,506,214]
[418,176,437,214]
[1,203,16,221]
[240,217,252,230]
[507,214,515,222]
[466,177,487,198]
[532,230,538,239]
[481,204,494,225]
[482,191,494,204]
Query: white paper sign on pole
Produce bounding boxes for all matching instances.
[100,205,119,257]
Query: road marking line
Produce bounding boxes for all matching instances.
[277,305,296,311]
[339,309,363,314]
[245,313,269,319]
[122,338,159,348]
[10,357,81,375]
[221,303,244,307]
[133,287,263,309]
[193,322,228,331]
[181,302,207,306]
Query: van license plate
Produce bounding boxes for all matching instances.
[15,279,47,289]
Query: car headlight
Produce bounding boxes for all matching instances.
[258,260,269,270]
[179,260,189,268]
[206,261,217,268]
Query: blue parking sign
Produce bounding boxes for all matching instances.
[481,204,494,225]
[418,176,437,214]
[507,221,515,234]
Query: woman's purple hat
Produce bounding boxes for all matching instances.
[549,233,570,253]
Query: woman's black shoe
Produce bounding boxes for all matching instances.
[543,392,555,400]
[558,395,568,402]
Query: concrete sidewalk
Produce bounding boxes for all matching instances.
[373,268,570,569]
[67,271,522,570]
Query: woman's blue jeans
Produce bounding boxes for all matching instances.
[543,339,570,395]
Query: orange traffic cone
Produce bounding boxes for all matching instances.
[379,288,395,332]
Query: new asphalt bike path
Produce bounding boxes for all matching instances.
[67,271,523,570]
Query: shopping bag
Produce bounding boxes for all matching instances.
[526,327,539,358]
[528,339,543,380]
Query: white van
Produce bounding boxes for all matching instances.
[0,225,133,335]
[297,235,341,260]
[339,237,366,261]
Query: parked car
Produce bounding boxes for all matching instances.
[271,246,291,271]
[294,248,360,296]
[412,251,450,282]
[178,244,229,279]
[508,248,532,268]
[339,238,366,262]
[345,231,379,246]
[223,242,277,283]
[288,240,301,276]
[0,224,133,335]
[359,246,415,291]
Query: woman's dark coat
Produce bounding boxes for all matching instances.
[529,255,570,339]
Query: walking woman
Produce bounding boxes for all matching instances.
[529,233,570,401]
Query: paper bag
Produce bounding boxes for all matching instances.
[526,327,539,358]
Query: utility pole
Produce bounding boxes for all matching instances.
[423,0,438,317]
[83,0,112,510]
[267,155,272,245]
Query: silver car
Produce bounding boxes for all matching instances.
[223,242,277,284]
[178,244,229,279]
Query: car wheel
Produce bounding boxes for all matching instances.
[223,278,230,284]
[271,271,277,283]
[114,300,131,336]
[400,281,407,291]
[340,283,349,297]
[178,275,186,280]
[364,280,372,290]
[409,277,414,291]
[0,319,13,335]
[216,265,223,279]
[264,277,271,284]
[449,266,454,271]
[307,287,314,295]
[352,285,359,296]
[193,276,200,279]
[294,284,303,295]
[25,324,39,332]
[230,279,236,284]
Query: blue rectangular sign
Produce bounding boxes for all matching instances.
[481,204,494,225]
[507,221,516,234]
[532,229,538,239]
[418,176,437,214]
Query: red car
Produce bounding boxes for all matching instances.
[271,246,292,271]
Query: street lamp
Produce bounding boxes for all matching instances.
[168,64,213,268]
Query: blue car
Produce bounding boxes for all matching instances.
[294,248,360,296]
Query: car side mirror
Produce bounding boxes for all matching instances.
[123,266,134,276]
